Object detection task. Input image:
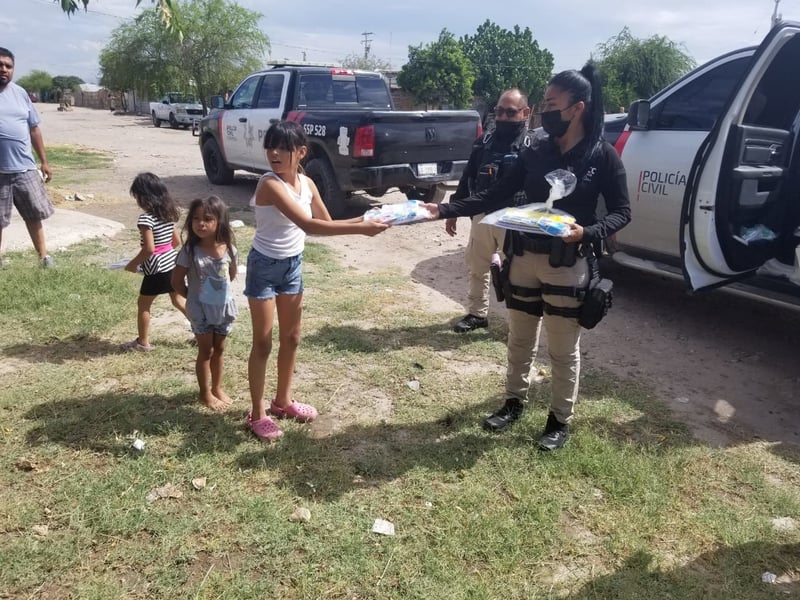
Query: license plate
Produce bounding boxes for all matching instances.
[417,163,437,176]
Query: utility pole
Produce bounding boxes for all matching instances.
[361,31,374,61]
[772,0,782,27]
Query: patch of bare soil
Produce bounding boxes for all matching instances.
[40,104,800,455]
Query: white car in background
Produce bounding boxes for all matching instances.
[607,21,800,310]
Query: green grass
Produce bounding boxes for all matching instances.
[46,145,113,190]
[1,232,799,599]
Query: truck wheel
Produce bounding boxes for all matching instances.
[202,138,234,185]
[305,157,347,218]
[152,111,161,128]
[406,184,447,203]
[169,113,179,129]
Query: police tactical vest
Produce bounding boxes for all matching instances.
[470,128,534,196]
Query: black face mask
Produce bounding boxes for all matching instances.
[540,109,571,138]
[493,120,526,143]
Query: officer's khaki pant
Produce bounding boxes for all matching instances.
[464,214,506,318]
[505,251,588,424]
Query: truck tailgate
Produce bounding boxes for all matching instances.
[367,110,480,166]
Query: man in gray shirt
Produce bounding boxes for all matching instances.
[0,47,55,267]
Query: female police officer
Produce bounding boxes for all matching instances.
[424,64,631,451]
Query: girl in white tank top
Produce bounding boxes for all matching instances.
[244,121,389,441]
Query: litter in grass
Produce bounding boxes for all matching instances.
[406,379,420,392]
[132,438,145,451]
[289,507,311,523]
[191,477,207,490]
[762,571,777,584]
[31,525,49,537]
[146,483,183,503]
[371,518,395,536]
[772,516,797,532]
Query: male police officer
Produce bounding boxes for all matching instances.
[446,89,531,332]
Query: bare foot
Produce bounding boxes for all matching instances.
[200,392,228,412]
[212,389,234,406]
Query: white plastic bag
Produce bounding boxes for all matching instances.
[544,169,577,210]
[363,200,433,226]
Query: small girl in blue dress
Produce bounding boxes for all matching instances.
[172,196,238,411]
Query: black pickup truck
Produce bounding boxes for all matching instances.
[197,65,481,216]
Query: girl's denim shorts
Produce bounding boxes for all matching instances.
[244,248,303,299]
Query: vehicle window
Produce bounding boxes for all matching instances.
[355,76,392,108]
[300,74,333,106]
[332,79,357,103]
[168,93,195,104]
[743,34,800,129]
[231,76,260,109]
[256,74,284,109]
[652,57,750,131]
[298,73,392,108]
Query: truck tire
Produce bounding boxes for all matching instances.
[169,113,179,129]
[305,157,347,218]
[406,184,447,203]
[202,138,234,185]
[152,111,161,128]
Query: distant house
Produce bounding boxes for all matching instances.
[73,83,112,110]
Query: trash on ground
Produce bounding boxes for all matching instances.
[762,571,778,584]
[146,483,183,503]
[289,507,311,523]
[191,477,207,490]
[406,379,420,391]
[371,518,395,536]
[132,438,145,451]
[772,516,797,532]
[31,524,49,537]
[230,219,245,228]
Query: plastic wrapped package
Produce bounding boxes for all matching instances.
[481,202,576,237]
[363,200,433,226]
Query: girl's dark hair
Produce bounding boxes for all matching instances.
[182,195,236,258]
[549,63,605,149]
[129,172,180,222]
[263,120,307,150]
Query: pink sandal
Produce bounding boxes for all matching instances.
[269,400,318,423]
[247,413,283,441]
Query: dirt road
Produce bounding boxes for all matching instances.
[40,103,800,452]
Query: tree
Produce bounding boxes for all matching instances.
[99,0,267,112]
[460,20,554,109]
[595,27,696,112]
[52,75,85,92]
[175,0,268,112]
[99,9,183,99]
[58,0,179,34]
[16,70,53,94]
[397,29,474,109]
[340,53,391,71]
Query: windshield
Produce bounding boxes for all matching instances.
[168,94,197,104]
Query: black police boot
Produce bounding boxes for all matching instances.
[483,398,524,432]
[453,314,489,333]
[537,412,570,451]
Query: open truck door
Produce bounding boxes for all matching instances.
[681,22,800,295]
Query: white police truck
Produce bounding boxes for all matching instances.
[609,21,800,310]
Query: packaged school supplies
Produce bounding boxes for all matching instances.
[363,200,433,225]
[481,202,576,237]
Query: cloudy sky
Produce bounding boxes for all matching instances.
[5,0,799,86]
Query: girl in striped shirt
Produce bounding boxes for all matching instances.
[123,172,187,351]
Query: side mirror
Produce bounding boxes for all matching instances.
[210,95,224,110]
[628,100,650,130]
